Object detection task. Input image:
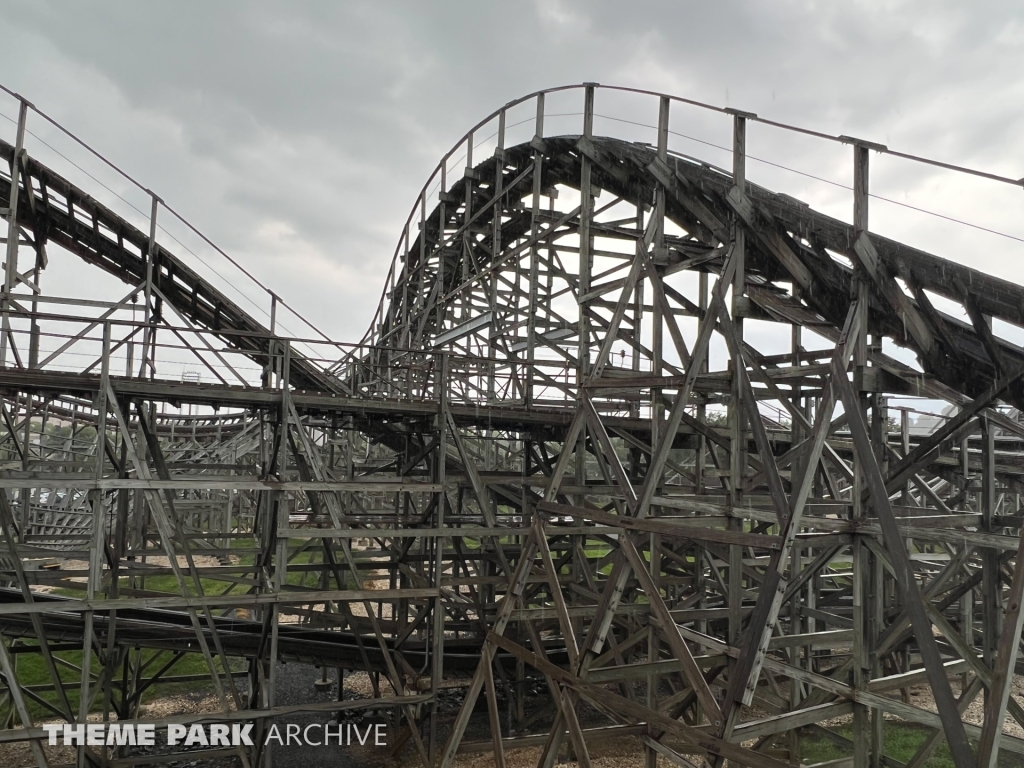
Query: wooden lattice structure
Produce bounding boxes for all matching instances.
[2,83,1024,768]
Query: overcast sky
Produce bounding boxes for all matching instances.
[2,0,1023,344]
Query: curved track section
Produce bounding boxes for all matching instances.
[373,132,1024,407]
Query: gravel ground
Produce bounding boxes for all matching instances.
[118,662,397,768]
[260,662,394,768]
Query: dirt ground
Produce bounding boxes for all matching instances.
[32,554,231,594]
[452,739,673,768]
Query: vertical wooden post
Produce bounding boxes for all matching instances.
[264,292,278,389]
[429,352,448,763]
[78,320,110,768]
[262,338,289,768]
[651,96,669,450]
[435,160,448,333]
[18,393,30,533]
[1,99,28,369]
[727,110,748,647]
[647,97,665,768]
[982,415,1001,665]
[979,504,1024,768]
[488,110,506,400]
[525,93,545,404]
[577,83,596,385]
[574,84,596,519]
[139,193,159,379]
[869,355,888,766]
[696,269,708,635]
[850,140,872,768]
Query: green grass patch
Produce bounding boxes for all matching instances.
[8,642,245,720]
[798,721,953,768]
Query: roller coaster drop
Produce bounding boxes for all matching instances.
[2,83,1024,767]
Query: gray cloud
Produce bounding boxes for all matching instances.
[2,0,1022,341]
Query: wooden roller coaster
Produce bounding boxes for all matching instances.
[1,82,1024,768]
